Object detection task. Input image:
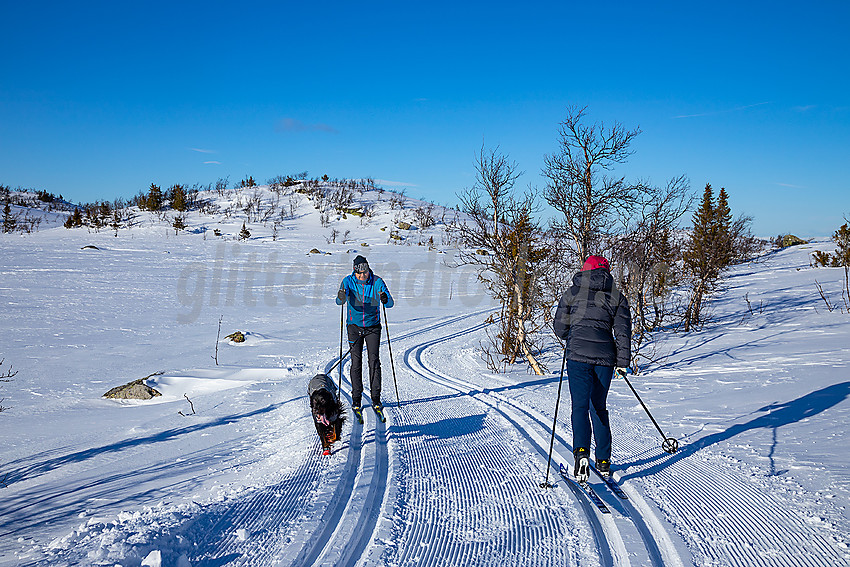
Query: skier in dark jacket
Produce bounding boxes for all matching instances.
[554,255,631,481]
[336,255,394,415]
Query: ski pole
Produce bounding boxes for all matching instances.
[620,371,679,454]
[338,301,345,404]
[541,345,569,489]
[381,301,401,408]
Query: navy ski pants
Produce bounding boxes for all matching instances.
[347,324,382,407]
[567,360,613,461]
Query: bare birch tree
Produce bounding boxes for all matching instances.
[543,105,642,265]
[451,146,551,375]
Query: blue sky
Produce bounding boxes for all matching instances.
[1,1,848,237]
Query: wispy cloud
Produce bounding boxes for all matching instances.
[190,147,217,154]
[674,102,771,119]
[776,182,807,189]
[275,118,338,134]
[793,105,817,112]
[203,161,221,165]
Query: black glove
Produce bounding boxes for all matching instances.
[337,289,346,302]
[380,291,388,304]
[615,367,628,379]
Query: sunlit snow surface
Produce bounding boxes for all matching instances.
[1,189,848,566]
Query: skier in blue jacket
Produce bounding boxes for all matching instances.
[336,255,394,412]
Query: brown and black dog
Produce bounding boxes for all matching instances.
[308,374,346,455]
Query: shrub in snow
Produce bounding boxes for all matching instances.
[224,331,246,343]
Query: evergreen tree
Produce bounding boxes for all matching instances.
[2,201,16,233]
[239,221,251,240]
[715,187,734,268]
[111,208,122,236]
[146,184,163,211]
[833,223,850,267]
[682,184,742,329]
[684,184,716,278]
[683,184,718,329]
[170,184,187,212]
[64,207,83,229]
[172,215,187,234]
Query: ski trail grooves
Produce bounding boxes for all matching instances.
[187,312,491,566]
[380,313,598,566]
[413,315,847,567]
[311,404,389,566]
[615,426,847,567]
[183,446,331,566]
[403,341,617,566]
[388,382,585,566]
[401,315,689,567]
[289,412,365,566]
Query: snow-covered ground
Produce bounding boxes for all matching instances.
[1,187,848,566]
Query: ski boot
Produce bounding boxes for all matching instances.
[373,403,386,423]
[322,446,331,456]
[574,447,590,482]
[352,405,364,425]
[595,459,611,478]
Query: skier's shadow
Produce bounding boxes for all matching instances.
[619,381,850,481]
[392,413,487,440]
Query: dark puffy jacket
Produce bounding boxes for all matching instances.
[553,268,631,368]
[308,373,337,398]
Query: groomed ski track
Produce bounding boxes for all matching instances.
[399,314,677,567]
[82,309,848,566]
[399,313,847,567]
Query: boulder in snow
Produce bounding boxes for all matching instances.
[781,234,807,247]
[103,377,162,400]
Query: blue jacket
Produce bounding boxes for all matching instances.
[336,271,394,327]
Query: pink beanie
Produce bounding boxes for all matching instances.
[581,255,610,271]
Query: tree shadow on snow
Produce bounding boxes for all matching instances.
[0,401,292,488]
[619,381,850,482]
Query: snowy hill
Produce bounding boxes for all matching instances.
[0,185,848,566]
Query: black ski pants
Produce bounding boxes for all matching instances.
[347,324,382,407]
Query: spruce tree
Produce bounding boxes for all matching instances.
[239,222,251,240]
[146,184,163,211]
[715,187,734,268]
[683,184,717,329]
[2,201,15,233]
[684,184,716,280]
[833,223,850,267]
[172,215,187,234]
[170,184,187,212]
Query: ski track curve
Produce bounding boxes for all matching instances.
[406,335,677,567]
[87,312,489,567]
[407,314,848,567]
[400,323,661,567]
[364,311,596,566]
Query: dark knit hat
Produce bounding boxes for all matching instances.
[581,255,610,271]
[353,255,370,273]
